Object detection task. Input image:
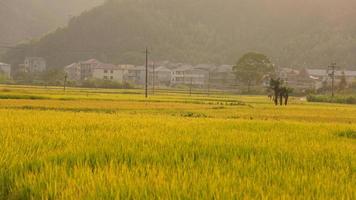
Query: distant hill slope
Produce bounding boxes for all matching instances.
[2,0,356,69]
[0,0,104,45]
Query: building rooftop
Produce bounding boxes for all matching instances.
[214,65,233,73]
[80,59,101,65]
[194,64,215,71]
[306,69,328,77]
[25,57,46,60]
[155,66,172,72]
[93,63,117,70]
[174,65,193,71]
[307,69,356,77]
[64,63,78,69]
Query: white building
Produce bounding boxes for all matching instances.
[64,59,125,82]
[171,65,209,87]
[24,57,46,73]
[92,64,124,82]
[307,69,356,89]
[122,65,146,85]
[64,63,81,81]
[171,65,192,85]
[78,59,100,81]
[0,62,11,78]
[149,66,172,87]
[210,65,236,89]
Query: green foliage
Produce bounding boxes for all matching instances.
[233,52,274,91]
[0,74,9,84]
[41,68,65,86]
[81,79,134,89]
[338,71,348,91]
[307,95,356,104]
[0,94,48,100]
[268,78,293,105]
[336,130,356,139]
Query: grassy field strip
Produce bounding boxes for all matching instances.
[1,97,355,123]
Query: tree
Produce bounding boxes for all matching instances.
[0,73,9,84]
[233,52,275,92]
[279,86,293,105]
[269,78,283,105]
[338,71,347,91]
[268,78,293,106]
[40,68,65,86]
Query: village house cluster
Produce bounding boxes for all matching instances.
[63,58,356,90]
[1,57,47,79]
[64,59,237,89]
[1,57,356,91]
[0,57,47,80]
[279,68,356,90]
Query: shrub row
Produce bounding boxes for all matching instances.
[307,95,356,104]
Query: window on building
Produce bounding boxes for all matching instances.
[110,76,114,80]
[104,70,108,73]
[104,76,108,80]
[111,70,114,73]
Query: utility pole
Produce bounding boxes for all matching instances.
[328,63,336,97]
[207,71,211,96]
[145,48,149,98]
[152,62,155,95]
[64,73,68,92]
[189,77,193,96]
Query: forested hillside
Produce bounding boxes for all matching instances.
[0,0,103,44]
[2,0,356,69]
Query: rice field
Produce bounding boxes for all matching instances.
[0,85,355,199]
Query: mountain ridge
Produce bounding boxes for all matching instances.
[0,0,104,45]
[2,0,356,69]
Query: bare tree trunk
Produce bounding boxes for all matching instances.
[284,94,289,105]
[274,90,278,105]
[279,94,283,106]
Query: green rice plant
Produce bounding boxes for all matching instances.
[337,129,356,139]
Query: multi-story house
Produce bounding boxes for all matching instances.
[122,65,146,85]
[210,65,236,89]
[64,63,81,81]
[149,66,172,87]
[92,64,124,82]
[171,65,209,88]
[65,59,124,82]
[307,68,356,89]
[78,59,100,81]
[171,65,192,85]
[0,62,11,78]
[24,57,46,73]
